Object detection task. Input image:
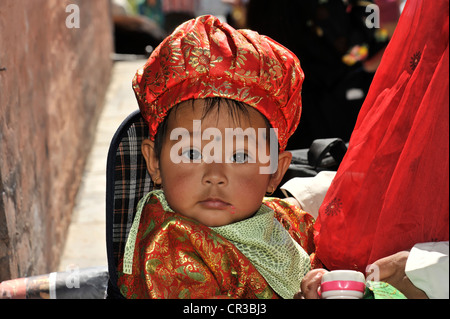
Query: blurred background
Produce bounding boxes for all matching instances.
[0,0,406,286]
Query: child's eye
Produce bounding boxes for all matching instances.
[231,151,249,163]
[181,148,202,161]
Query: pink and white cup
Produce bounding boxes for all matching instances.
[320,270,366,299]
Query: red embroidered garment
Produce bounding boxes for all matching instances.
[117,194,315,299]
[314,0,449,271]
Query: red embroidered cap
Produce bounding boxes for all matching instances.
[133,15,304,151]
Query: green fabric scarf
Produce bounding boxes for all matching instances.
[211,203,311,299]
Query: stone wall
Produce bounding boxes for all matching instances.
[0,0,113,281]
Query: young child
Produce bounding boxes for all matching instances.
[117,15,316,299]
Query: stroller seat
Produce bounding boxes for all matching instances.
[105,110,153,298]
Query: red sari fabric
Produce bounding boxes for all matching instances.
[314,0,449,271]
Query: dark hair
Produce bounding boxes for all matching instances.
[153,97,276,159]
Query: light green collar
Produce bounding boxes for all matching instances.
[211,204,310,299]
[123,190,167,275]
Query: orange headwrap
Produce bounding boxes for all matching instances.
[133,15,304,151]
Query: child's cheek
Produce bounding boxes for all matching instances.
[163,166,197,193]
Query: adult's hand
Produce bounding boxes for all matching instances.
[368,251,428,299]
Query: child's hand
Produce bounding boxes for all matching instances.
[296,268,329,299]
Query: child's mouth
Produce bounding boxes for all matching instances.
[199,198,231,210]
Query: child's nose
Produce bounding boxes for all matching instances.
[202,163,228,186]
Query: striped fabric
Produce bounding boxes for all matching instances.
[108,111,153,269]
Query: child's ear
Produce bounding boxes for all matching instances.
[141,139,161,182]
[267,151,292,193]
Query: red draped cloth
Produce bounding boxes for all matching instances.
[314,0,449,271]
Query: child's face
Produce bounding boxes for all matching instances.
[143,99,291,227]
